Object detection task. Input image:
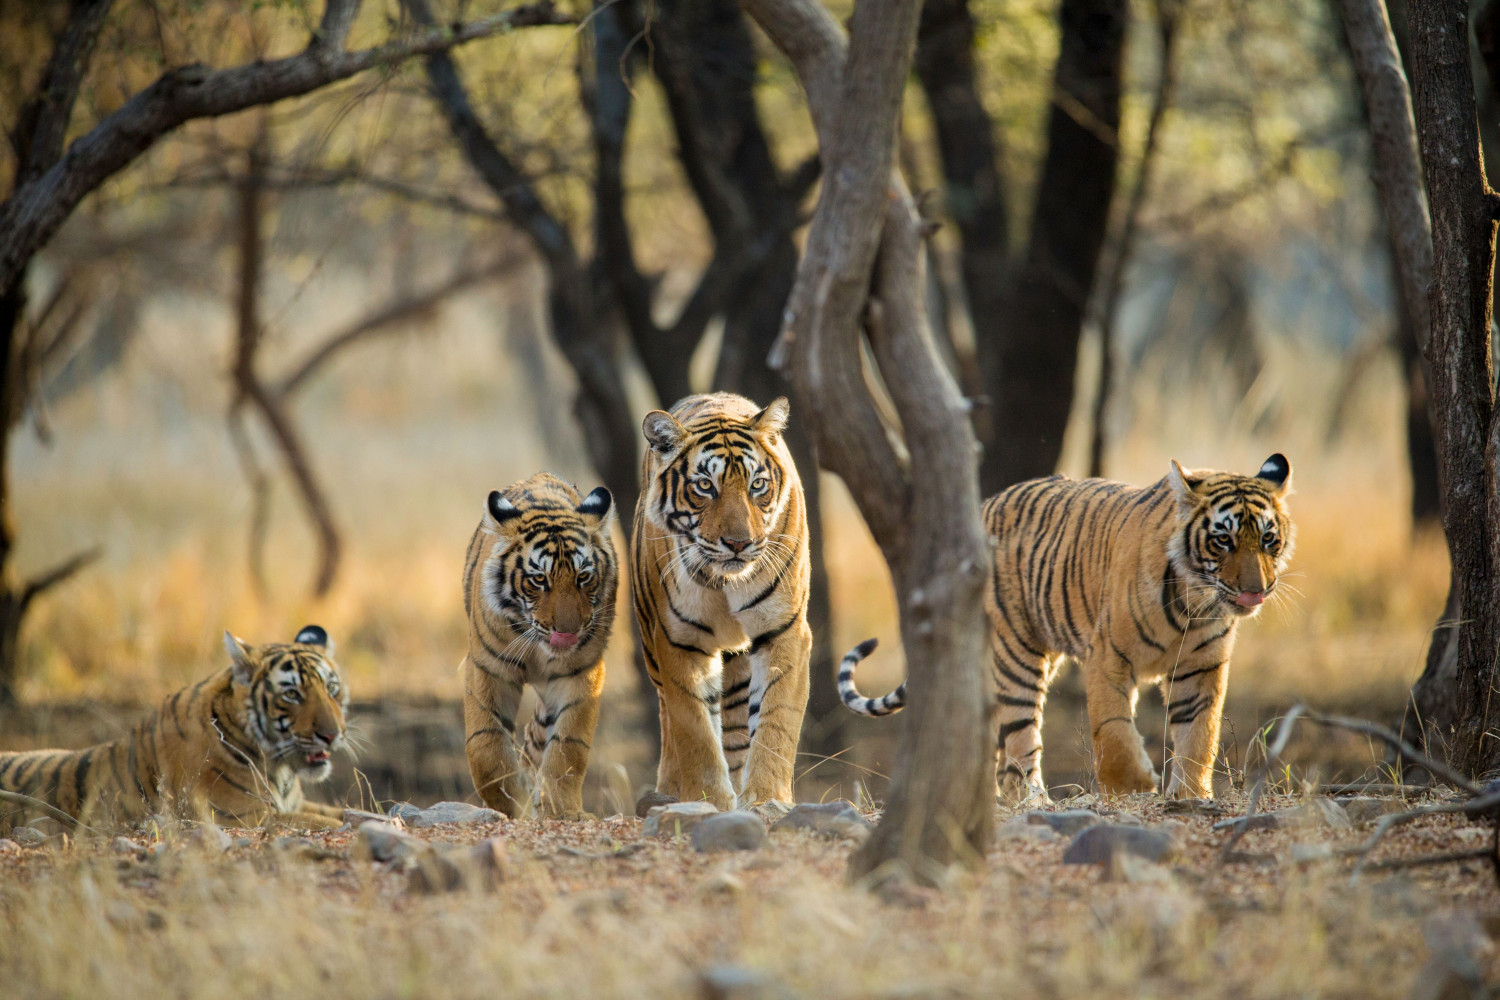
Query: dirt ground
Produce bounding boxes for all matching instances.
[1,789,1495,1000]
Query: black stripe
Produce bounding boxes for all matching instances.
[998,719,1034,741]
[749,614,799,654]
[1172,662,1224,683]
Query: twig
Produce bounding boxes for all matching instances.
[19,547,102,610]
[0,787,105,836]
[1363,848,1495,872]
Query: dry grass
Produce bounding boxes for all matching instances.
[2,795,1496,1000]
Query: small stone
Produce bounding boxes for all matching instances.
[1289,842,1336,864]
[387,802,424,823]
[408,837,509,894]
[25,817,66,837]
[698,964,795,1000]
[231,837,254,849]
[747,800,794,824]
[643,801,719,837]
[995,818,1058,843]
[10,827,47,846]
[1027,809,1102,836]
[1266,797,1353,830]
[691,811,767,853]
[0,838,19,854]
[698,871,746,897]
[405,801,502,828]
[1062,824,1178,865]
[1106,852,1175,884]
[636,789,679,817]
[1338,796,1408,824]
[771,801,873,840]
[1162,797,1226,817]
[110,837,138,855]
[354,820,429,865]
[185,824,232,853]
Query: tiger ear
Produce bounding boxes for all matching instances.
[1167,459,1207,509]
[223,631,256,686]
[1255,453,1292,496]
[487,491,522,529]
[576,486,612,528]
[294,624,332,654]
[752,397,790,437]
[643,410,686,456]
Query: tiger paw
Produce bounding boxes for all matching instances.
[544,809,597,823]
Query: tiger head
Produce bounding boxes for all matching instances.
[483,476,614,655]
[224,625,348,780]
[1167,454,1295,618]
[640,393,793,585]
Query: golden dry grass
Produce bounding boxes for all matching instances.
[2,794,1495,1000]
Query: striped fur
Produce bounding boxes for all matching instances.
[842,455,1295,802]
[0,626,349,833]
[462,472,616,819]
[631,393,811,809]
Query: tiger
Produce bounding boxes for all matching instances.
[462,472,617,820]
[0,625,349,834]
[631,392,813,810]
[839,455,1295,802]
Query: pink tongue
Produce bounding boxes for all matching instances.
[1235,591,1265,607]
[550,631,579,649]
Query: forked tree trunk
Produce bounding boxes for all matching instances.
[744,0,994,885]
[1405,0,1500,774]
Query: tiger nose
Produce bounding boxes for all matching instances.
[723,537,752,554]
[314,726,339,745]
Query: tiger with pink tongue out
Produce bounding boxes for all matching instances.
[461,473,618,820]
[838,455,1295,802]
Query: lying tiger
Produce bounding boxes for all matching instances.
[0,626,349,834]
[840,455,1294,801]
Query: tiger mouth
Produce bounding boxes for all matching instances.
[304,750,331,767]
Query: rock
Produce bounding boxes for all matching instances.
[185,824,232,853]
[408,837,509,894]
[1062,824,1178,865]
[26,817,67,837]
[748,800,794,824]
[273,836,342,861]
[698,964,795,1000]
[0,838,19,854]
[109,836,139,854]
[10,827,47,846]
[643,801,719,837]
[354,820,429,865]
[1338,796,1408,824]
[691,812,767,853]
[387,802,424,823]
[771,801,873,840]
[403,801,502,828]
[636,789,679,817]
[343,808,395,828]
[995,818,1058,843]
[1162,797,1226,817]
[1267,797,1353,830]
[1027,809,1102,836]
[231,837,254,849]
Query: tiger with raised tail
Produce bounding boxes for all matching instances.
[631,393,813,809]
[462,472,617,820]
[0,626,349,833]
[840,455,1295,801]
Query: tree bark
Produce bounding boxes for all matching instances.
[744,0,994,886]
[1406,0,1500,773]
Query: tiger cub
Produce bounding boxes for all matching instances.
[840,455,1295,801]
[0,626,349,833]
[462,472,617,820]
[631,393,813,809]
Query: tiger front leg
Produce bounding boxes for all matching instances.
[531,660,605,820]
[1163,660,1229,799]
[1083,652,1157,795]
[651,640,736,810]
[463,656,528,817]
[738,617,810,808]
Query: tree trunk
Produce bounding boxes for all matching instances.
[979,0,1125,493]
[1407,0,1500,774]
[744,0,994,886]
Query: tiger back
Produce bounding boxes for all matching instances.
[0,626,349,834]
[839,455,1294,801]
[630,392,812,809]
[462,472,616,820]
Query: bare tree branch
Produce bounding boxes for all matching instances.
[18,546,102,610]
[0,0,574,298]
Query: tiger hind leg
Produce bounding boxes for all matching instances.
[992,646,1055,805]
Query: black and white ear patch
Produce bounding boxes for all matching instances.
[577,486,612,521]
[294,624,329,647]
[488,491,522,524]
[1256,453,1290,487]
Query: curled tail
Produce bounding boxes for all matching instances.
[837,638,905,717]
